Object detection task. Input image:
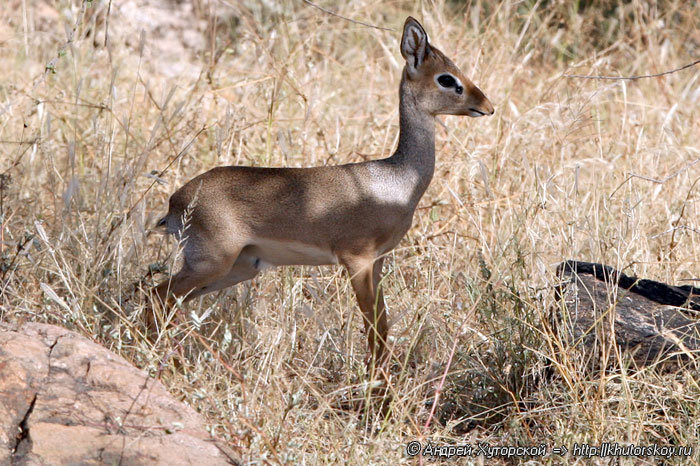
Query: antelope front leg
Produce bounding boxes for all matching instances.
[342,254,389,368]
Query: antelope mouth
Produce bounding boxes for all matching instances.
[467,108,488,117]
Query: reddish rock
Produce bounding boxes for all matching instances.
[0,322,238,465]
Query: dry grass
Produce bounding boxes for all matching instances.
[1,0,700,464]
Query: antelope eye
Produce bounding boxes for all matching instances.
[456,85,463,95]
[437,74,456,88]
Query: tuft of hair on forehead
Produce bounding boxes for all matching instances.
[427,45,450,64]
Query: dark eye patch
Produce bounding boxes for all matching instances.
[437,74,456,88]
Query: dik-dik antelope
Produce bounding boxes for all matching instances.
[153,17,493,365]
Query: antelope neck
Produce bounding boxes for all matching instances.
[385,75,436,201]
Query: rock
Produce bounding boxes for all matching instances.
[0,322,238,465]
[554,260,700,368]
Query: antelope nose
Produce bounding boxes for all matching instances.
[482,98,495,115]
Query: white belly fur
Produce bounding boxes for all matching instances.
[246,239,338,267]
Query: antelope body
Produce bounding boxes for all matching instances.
[154,17,493,364]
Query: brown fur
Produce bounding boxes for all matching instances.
[151,17,494,367]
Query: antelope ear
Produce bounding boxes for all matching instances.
[401,17,429,77]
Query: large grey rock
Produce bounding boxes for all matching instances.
[554,261,700,368]
[0,322,238,465]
